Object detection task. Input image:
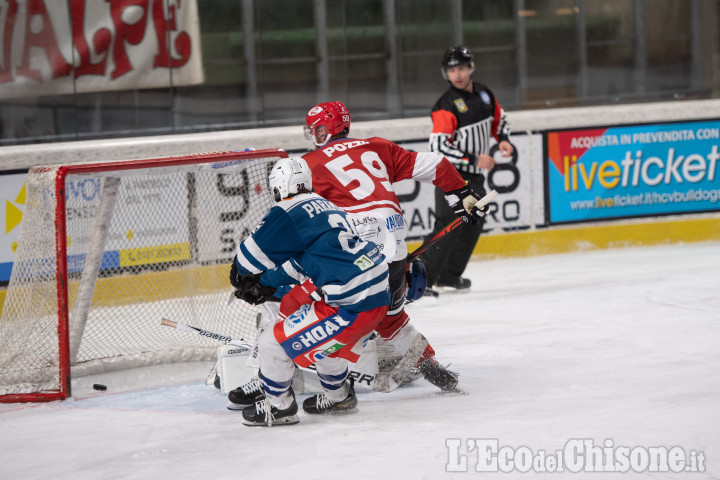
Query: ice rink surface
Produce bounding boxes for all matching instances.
[1,241,719,479]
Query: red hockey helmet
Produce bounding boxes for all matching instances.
[304,101,351,147]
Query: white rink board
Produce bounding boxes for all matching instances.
[396,133,545,239]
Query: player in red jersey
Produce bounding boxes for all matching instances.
[300,101,486,391]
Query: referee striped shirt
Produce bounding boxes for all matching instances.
[429,81,510,175]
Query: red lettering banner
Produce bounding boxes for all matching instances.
[0,0,203,98]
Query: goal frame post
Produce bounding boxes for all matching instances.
[0,148,288,403]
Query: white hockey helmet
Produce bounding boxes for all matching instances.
[268,156,313,202]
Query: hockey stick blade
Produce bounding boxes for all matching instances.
[160,317,253,348]
[409,189,498,260]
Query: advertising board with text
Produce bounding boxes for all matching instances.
[397,134,545,239]
[547,120,720,224]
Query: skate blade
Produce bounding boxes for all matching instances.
[242,414,300,426]
[439,387,467,396]
[305,407,359,416]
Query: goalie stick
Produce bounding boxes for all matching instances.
[160,318,253,349]
[161,318,386,394]
[408,189,498,260]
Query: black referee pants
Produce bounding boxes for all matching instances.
[422,172,486,286]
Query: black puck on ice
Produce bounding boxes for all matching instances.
[92,383,107,391]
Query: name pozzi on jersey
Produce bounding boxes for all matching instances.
[301,198,336,218]
[322,140,370,157]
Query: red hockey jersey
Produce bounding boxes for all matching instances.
[302,136,464,262]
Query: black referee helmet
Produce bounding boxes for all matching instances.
[441,46,474,80]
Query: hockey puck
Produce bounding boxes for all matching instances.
[92,383,107,391]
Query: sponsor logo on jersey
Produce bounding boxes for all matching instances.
[351,216,378,228]
[480,91,491,105]
[353,254,374,271]
[385,213,405,232]
[323,342,345,355]
[454,98,468,113]
[311,349,328,361]
[295,314,351,350]
[284,304,316,334]
[285,305,310,330]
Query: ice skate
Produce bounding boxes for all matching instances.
[303,378,358,414]
[434,276,471,293]
[418,358,459,391]
[227,376,264,410]
[242,390,299,426]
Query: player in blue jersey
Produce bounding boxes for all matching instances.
[230,156,391,426]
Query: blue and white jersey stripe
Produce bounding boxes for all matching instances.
[234,193,390,312]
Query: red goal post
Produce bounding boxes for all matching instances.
[0,149,288,402]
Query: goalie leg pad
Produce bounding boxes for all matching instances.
[373,333,429,393]
[378,319,419,355]
[215,344,255,394]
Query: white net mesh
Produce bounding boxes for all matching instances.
[0,151,284,401]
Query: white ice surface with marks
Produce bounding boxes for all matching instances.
[1,242,719,479]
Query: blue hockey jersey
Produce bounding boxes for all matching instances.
[234,193,390,312]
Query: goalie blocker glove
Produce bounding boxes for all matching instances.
[444,183,487,225]
[230,258,277,305]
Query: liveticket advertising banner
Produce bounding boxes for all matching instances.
[546,120,720,224]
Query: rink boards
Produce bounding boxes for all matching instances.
[2,101,720,311]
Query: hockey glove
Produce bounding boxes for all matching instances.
[233,274,276,305]
[405,259,427,303]
[279,279,322,320]
[229,258,243,289]
[445,183,488,225]
[230,259,276,305]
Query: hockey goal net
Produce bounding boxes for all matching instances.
[0,148,288,402]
